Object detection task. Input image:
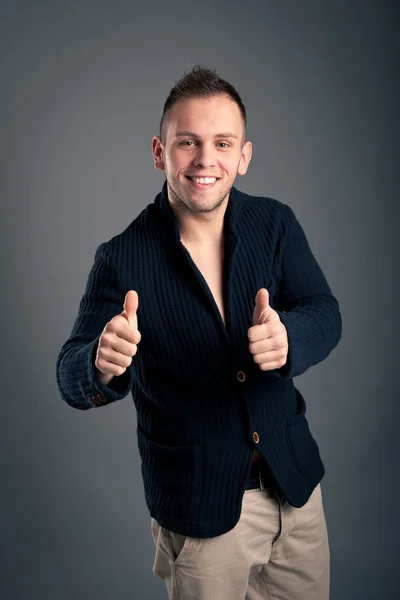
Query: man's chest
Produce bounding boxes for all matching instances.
[125,228,280,361]
[182,242,226,327]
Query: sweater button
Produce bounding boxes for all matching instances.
[237,371,246,382]
[253,432,260,443]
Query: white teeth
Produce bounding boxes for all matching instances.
[190,177,217,184]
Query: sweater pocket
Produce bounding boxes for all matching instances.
[137,424,202,520]
[286,390,321,476]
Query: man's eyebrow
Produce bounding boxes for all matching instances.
[174,131,238,139]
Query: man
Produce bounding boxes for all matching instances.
[56,65,342,599]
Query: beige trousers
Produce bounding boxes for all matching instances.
[151,483,330,600]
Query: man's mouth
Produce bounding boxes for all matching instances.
[185,176,219,188]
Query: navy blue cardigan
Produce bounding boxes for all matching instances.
[56,181,342,538]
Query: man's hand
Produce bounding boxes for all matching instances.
[95,290,141,386]
[248,288,288,371]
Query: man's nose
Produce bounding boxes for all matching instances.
[193,145,216,169]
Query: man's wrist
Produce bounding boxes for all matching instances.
[95,368,114,387]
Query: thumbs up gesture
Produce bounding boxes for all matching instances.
[248,288,288,371]
[95,290,141,385]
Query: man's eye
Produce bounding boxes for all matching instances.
[180,140,196,146]
[218,142,230,148]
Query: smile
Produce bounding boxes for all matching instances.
[188,176,217,184]
[186,176,219,188]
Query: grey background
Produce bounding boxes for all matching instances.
[1,0,398,598]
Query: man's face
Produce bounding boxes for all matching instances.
[152,94,252,214]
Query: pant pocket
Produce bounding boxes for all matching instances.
[167,530,194,564]
[152,517,196,565]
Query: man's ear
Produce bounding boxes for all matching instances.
[238,140,252,175]
[152,136,165,171]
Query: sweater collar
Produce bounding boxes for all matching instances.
[156,179,241,242]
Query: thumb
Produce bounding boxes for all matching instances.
[122,290,139,328]
[253,288,271,325]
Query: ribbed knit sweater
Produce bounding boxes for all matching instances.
[56,180,342,538]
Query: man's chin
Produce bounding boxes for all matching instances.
[167,180,229,213]
[186,195,228,214]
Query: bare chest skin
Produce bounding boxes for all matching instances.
[183,240,261,464]
[183,242,226,326]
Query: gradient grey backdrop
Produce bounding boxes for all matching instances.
[1,1,398,598]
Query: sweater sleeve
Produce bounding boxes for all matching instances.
[271,205,342,380]
[56,242,134,410]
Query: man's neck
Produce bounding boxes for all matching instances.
[179,223,225,250]
[167,184,228,248]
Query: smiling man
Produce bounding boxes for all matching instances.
[56,66,342,599]
[154,94,252,219]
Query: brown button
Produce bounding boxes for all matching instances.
[253,431,260,443]
[89,394,106,404]
[237,371,246,382]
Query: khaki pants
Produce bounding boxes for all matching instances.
[151,483,330,599]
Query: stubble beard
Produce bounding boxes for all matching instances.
[166,174,232,214]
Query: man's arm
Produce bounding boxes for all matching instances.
[56,242,134,409]
[271,205,342,380]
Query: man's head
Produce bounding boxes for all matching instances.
[152,65,252,215]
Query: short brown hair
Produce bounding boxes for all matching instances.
[159,65,247,143]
